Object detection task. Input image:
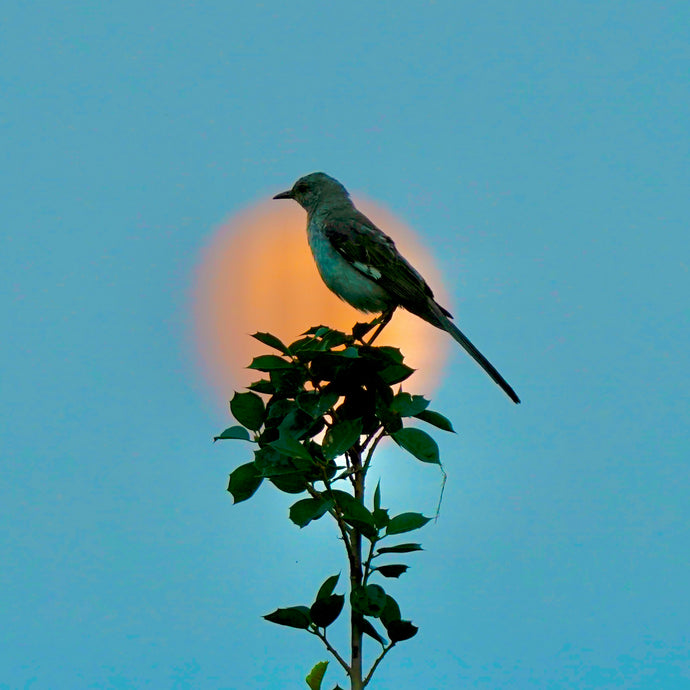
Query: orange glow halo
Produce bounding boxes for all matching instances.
[193,197,451,402]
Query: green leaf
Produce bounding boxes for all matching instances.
[213,425,251,442]
[263,606,311,629]
[375,564,409,578]
[269,366,307,396]
[386,512,431,535]
[413,409,455,433]
[230,391,265,431]
[316,574,340,601]
[227,462,263,503]
[269,436,313,462]
[297,390,340,418]
[385,619,418,642]
[247,379,275,395]
[392,428,440,464]
[390,393,429,417]
[376,543,423,555]
[373,480,381,511]
[330,490,376,537]
[248,354,293,371]
[321,329,351,349]
[372,508,389,530]
[289,497,333,528]
[306,661,328,690]
[340,346,359,358]
[380,595,401,626]
[356,615,386,645]
[251,331,290,354]
[310,594,344,628]
[376,345,404,363]
[269,474,309,494]
[302,325,328,336]
[351,584,387,617]
[322,419,363,460]
[378,363,415,385]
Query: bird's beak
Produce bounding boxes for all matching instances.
[273,189,293,200]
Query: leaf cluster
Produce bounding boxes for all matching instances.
[215,325,456,688]
[216,326,453,503]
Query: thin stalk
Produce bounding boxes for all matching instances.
[348,446,365,690]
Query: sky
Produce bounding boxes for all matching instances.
[2,1,689,688]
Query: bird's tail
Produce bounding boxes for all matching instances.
[423,302,521,404]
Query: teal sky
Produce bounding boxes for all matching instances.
[2,2,689,688]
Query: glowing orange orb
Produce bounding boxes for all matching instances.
[192,196,451,403]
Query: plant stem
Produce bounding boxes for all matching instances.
[349,447,365,690]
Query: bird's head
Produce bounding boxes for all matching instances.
[273,172,351,214]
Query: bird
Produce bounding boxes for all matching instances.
[273,172,520,404]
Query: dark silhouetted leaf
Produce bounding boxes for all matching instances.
[392,428,440,464]
[375,346,404,364]
[316,573,340,601]
[376,564,408,578]
[310,594,344,628]
[376,543,423,555]
[379,363,415,385]
[263,606,311,629]
[385,619,418,642]
[227,462,263,503]
[391,393,429,417]
[330,490,376,537]
[322,419,362,460]
[269,436,313,462]
[373,480,381,511]
[372,508,389,529]
[248,354,293,371]
[297,390,339,418]
[414,409,455,433]
[351,584,387,617]
[230,391,265,431]
[269,473,308,494]
[357,615,386,645]
[247,379,274,394]
[251,331,290,354]
[213,425,251,442]
[289,497,333,528]
[380,595,401,626]
[386,512,431,535]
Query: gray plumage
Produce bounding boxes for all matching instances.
[274,172,520,404]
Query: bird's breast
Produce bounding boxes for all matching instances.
[307,222,392,313]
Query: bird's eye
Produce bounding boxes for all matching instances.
[295,183,308,194]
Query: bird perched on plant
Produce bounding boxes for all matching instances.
[273,172,520,404]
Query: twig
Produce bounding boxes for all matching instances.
[363,642,396,687]
[310,628,350,674]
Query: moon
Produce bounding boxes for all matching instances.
[192,196,451,404]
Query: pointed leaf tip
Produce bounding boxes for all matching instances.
[392,428,440,464]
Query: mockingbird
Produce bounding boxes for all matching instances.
[274,172,520,404]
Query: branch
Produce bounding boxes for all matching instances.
[362,537,377,584]
[363,642,396,687]
[310,628,350,674]
[362,428,386,474]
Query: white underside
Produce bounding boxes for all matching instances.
[307,222,392,313]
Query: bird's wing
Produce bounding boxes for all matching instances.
[322,211,452,317]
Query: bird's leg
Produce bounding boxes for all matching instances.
[365,309,394,345]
